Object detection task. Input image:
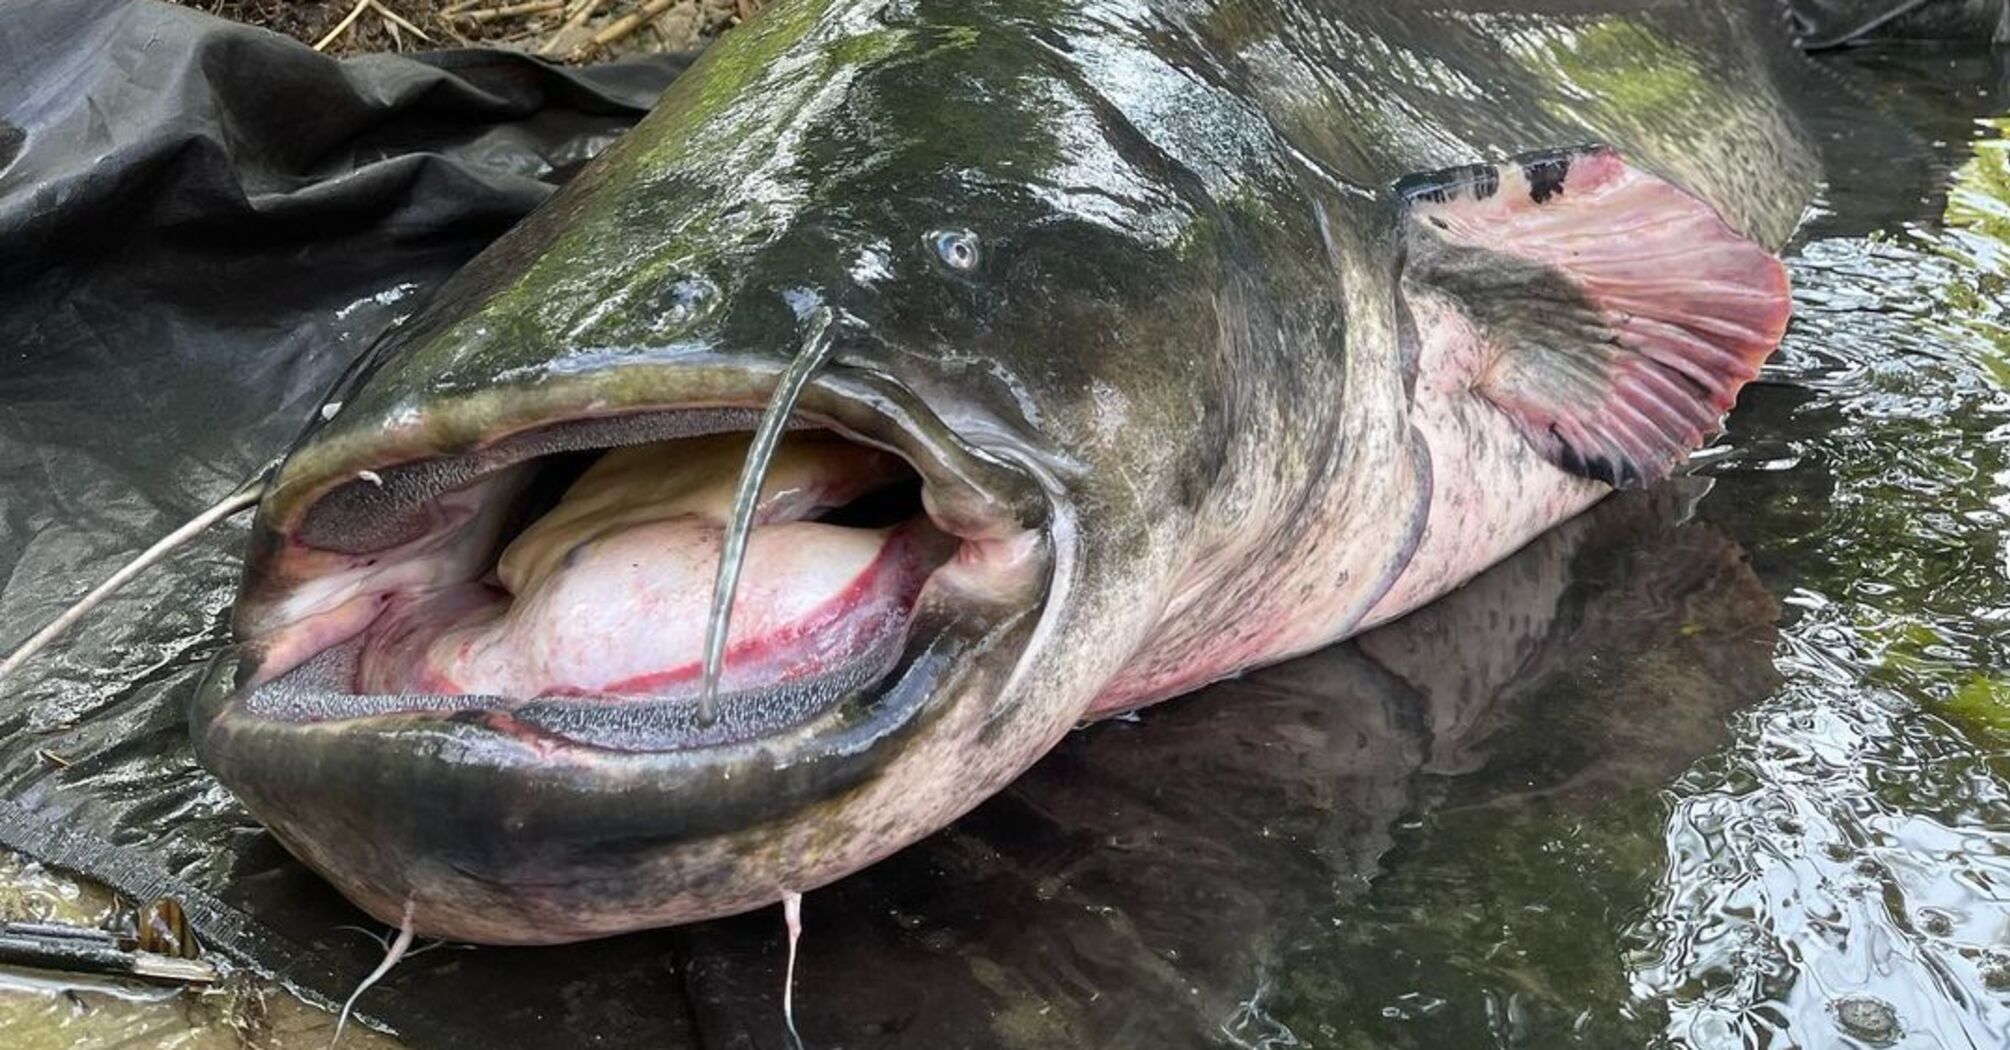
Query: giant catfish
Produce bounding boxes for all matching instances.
[189,0,1816,942]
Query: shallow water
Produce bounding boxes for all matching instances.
[1246,48,2010,1050]
[4,40,2010,1050]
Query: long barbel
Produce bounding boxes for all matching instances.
[0,471,271,684]
[694,308,839,726]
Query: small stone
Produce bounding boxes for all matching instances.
[1917,909,1955,936]
[1832,995,1899,1044]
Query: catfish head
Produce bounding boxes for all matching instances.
[190,3,1334,944]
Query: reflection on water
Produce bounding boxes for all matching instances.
[1249,49,2010,1050]
[5,41,2010,1050]
[1628,54,2010,1050]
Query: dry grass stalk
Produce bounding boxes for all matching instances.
[370,0,434,42]
[567,0,680,61]
[460,0,563,23]
[310,0,372,50]
[539,0,609,54]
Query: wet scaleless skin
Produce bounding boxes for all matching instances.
[191,0,1818,943]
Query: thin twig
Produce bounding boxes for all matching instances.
[369,0,434,43]
[460,0,563,23]
[568,0,680,61]
[311,0,372,51]
[539,0,608,54]
[440,0,485,13]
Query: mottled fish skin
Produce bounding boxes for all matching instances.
[193,0,1818,942]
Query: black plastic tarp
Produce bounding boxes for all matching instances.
[0,2,700,1043]
[0,1,1921,1047]
[1789,0,2008,48]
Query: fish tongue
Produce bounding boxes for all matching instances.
[496,431,898,597]
[407,430,919,700]
[469,515,895,698]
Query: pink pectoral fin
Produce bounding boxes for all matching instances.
[1400,146,1792,488]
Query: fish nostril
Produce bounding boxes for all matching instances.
[648,274,721,328]
[927,227,981,272]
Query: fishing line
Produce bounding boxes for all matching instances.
[696,308,839,727]
[329,900,416,1050]
[0,472,270,683]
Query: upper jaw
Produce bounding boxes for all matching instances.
[252,358,1049,559]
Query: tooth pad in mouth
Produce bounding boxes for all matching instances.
[496,432,901,596]
[296,408,805,554]
[242,628,907,752]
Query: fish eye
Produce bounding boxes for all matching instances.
[927,227,981,272]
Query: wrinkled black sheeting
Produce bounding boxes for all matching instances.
[1788,0,2009,45]
[0,2,698,1045]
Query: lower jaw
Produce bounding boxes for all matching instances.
[187,589,1046,942]
[217,515,1050,759]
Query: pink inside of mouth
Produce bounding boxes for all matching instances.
[339,432,949,702]
[352,520,938,699]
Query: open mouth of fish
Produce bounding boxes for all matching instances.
[214,385,1053,758]
[183,367,1057,941]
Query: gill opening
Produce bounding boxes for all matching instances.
[695,308,841,726]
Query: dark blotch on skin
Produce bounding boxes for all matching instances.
[1524,153,1573,204]
[1550,432,1633,489]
